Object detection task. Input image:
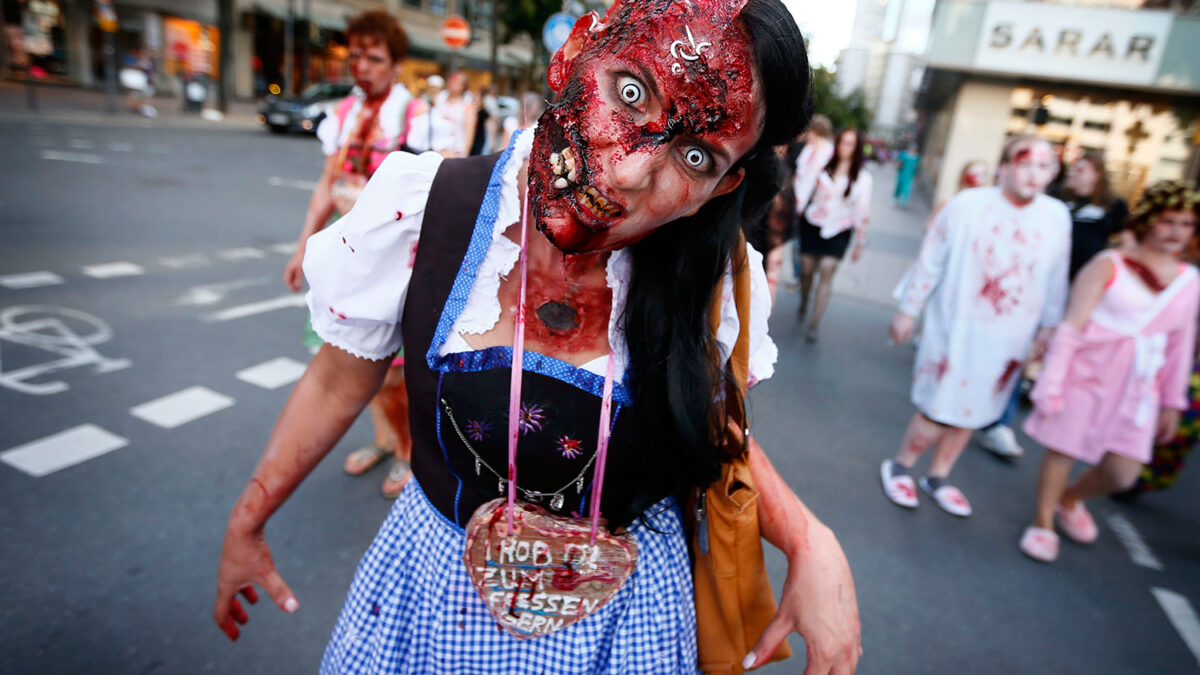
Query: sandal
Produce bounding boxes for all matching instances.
[1019,526,1059,563]
[918,477,972,517]
[880,460,919,509]
[1055,502,1098,544]
[381,459,412,499]
[343,443,391,476]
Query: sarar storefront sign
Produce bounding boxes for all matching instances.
[973,1,1171,86]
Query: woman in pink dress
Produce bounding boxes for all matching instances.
[1020,180,1200,563]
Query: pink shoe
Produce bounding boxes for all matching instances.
[1019,526,1060,562]
[1055,501,1098,544]
[880,460,918,508]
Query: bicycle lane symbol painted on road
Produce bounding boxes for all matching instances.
[0,305,131,395]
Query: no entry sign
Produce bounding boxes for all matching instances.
[441,15,471,50]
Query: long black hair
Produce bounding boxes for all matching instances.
[825,127,865,198]
[618,0,811,526]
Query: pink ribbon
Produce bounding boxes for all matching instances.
[506,185,615,539]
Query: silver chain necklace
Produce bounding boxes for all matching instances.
[441,398,597,512]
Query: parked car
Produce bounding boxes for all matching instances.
[258,82,354,134]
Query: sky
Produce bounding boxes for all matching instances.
[781,1,858,68]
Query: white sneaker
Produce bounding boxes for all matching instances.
[978,424,1024,458]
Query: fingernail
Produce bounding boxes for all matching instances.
[284,598,299,613]
[742,651,756,669]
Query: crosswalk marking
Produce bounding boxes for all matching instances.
[270,242,298,255]
[130,386,235,429]
[159,254,210,269]
[268,176,319,192]
[219,247,265,261]
[237,357,308,390]
[0,271,64,289]
[108,141,134,152]
[207,294,307,322]
[1,424,128,477]
[82,262,146,279]
[68,139,95,150]
[1107,513,1164,571]
[1152,588,1200,667]
[41,150,103,165]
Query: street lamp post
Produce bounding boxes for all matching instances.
[284,0,295,95]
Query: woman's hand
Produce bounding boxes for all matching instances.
[1157,408,1181,444]
[889,312,915,345]
[851,243,864,263]
[283,250,305,293]
[745,523,861,674]
[213,519,299,641]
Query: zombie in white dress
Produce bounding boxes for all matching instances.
[898,186,1071,428]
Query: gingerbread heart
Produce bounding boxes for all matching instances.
[463,498,638,639]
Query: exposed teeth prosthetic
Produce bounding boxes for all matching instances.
[578,185,621,218]
[551,147,578,190]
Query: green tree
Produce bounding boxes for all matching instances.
[809,64,871,133]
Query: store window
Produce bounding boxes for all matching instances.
[402,0,423,8]
[430,0,448,17]
[164,17,219,79]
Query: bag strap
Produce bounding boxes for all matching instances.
[708,233,754,445]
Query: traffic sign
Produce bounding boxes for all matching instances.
[441,15,471,50]
[543,12,576,54]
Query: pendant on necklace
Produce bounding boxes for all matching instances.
[550,493,565,511]
[474,457,482,476]
[498,478,506,494]
[576,477,584,494]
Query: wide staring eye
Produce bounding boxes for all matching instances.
[683,146,710,171]
[618,77,644,106]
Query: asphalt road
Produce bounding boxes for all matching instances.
[1,117,1198,674]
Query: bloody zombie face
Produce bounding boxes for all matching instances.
[348,36,399,99]
[528,0,762,254]
[1000,139,1058,206]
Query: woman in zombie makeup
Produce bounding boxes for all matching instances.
[797,127,872,342]
[1019,180,1200,563]
[214,1,861,672]
[279,11,417,499]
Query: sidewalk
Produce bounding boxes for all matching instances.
[0,81,261,130]
[780,160,929,308]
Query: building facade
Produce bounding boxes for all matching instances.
[835,0,935,138]
[1,0,534,100]
[917,0,1200,205]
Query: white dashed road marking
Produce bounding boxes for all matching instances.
[268,176,319,192]
[159,254,210,269]
[270,242,298,255]
[107,141,134,152]
[176,278,269,306]
[82,262,146,279]
[41,150,103,165]
[237,357,308,390]
[68,139,95,150]
[130,386,234,429]
[1152,588,1200,667]
[207,294,307,322]
[0,272,64,289]
[1,424,128,477]
[219,247,266,261]
[1106,513,1164,571]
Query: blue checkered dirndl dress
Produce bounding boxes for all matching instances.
[319,481,698,673]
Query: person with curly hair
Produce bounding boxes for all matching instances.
[1019,180,1200,563]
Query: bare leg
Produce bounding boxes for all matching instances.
[895,412,945,469]
[806,256,840,336]
[765,245,784,308]
[1032,450,1075,530]
[798,254,818,317]
[928,426,973,478]
[1062,453,1144,508]
[373,365,412,463]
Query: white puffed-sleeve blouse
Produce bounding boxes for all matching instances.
[303,129,779,385]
